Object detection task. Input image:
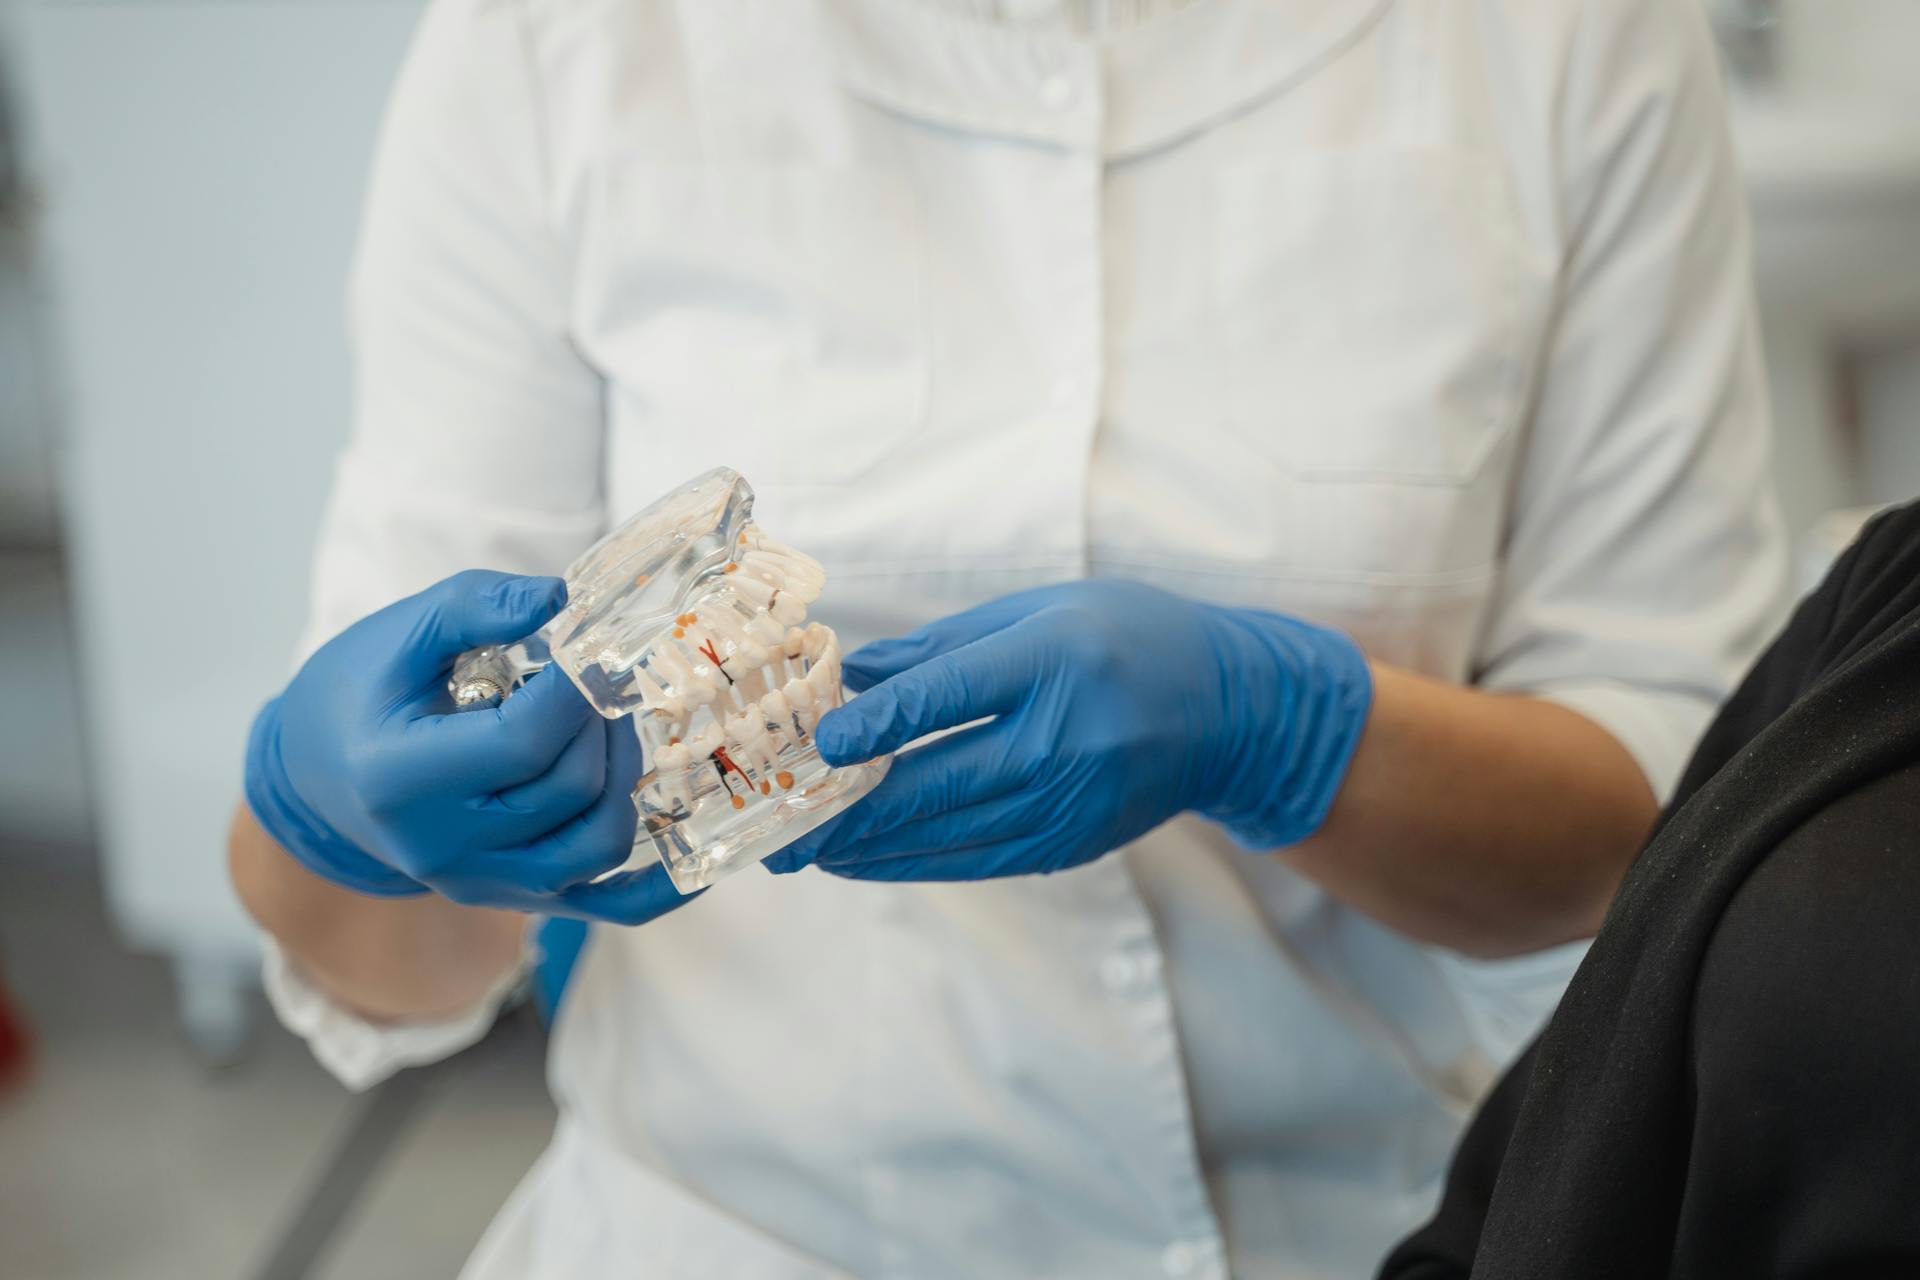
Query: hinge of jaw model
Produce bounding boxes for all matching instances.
[448,468,889,895]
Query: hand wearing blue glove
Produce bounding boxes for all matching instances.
[244,569,685,924]
[763,579,1373,882]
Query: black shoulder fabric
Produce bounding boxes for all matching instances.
[1674,766,1920,1277]
[1380,500,1920,1280]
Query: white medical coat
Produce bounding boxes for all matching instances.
[268,0,1788,1275]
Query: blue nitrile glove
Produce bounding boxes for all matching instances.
[763,579,1372,882]
[244,569,684,925]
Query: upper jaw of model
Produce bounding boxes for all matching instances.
[449,468,888,895]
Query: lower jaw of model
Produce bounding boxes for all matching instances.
[447,468,888,895]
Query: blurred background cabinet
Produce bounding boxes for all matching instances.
[7,0,422,1056]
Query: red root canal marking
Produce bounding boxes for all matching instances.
[711,745,754,794]
[696,638,734,684]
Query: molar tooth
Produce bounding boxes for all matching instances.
[743,610,785,647]
[745,534,826,580]
[805,658,840,705]
[759,689,794,748]
[709,618,768,670]
[730,574,808,627]
[727,710,780,774]
[782,675,816,711]
[689,721,725,759]
[652,741,693,809]
[650,644,716,707]
[723,709,759,763]
[729,574,776,609]
[631,666,685,725]
[784,675,824,737]
[698,603,752,651]
[742,551,825,603]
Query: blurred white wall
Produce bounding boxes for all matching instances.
[1777,0,1920,107]
[1725,0,1920,536]
[0,10,91,854]
[10,0,420,1047]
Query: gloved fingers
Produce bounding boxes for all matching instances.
[423,665,597,790]
[553,863,697,927]
[817,828,1059,883]
[388,570,568,690]
[506,748,642,889]
[762,724,1031,873]
[513,716,644,892]
[815,621,1041,766]
[476,713,607,839]
[806,785,1058,872]
[840,588,1059,690]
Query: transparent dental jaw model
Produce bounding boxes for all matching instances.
[449,468,888,894]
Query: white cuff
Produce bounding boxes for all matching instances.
[260,931,533,1091]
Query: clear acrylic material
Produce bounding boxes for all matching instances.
[449,468,888,894]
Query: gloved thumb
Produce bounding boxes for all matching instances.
[392,569,568,686]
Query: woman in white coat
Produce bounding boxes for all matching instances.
[231,1,1786,1275]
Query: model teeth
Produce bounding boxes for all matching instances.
[630,524,857,811]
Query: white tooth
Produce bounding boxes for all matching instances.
[649,742,693,810]
[698,605,755,658]
[728,712,778,774]
[743,551,824,604]
[801,622,832,661]
[680,620,718,659]
[728,574,776,609]
[759,689,794,748]
[743,610,785,647]
[631,667,686,724]
[729,666,768,710]
[795,702,823,738]
[805,658,839,705]
[750,549,826,596]
[651,644,716,706]
[723,708,756,745]
[783,627,807,659]
[721,633,768,669]
[746,533,826,580]
[689,721,725,759]
[730,574,807,625]
[782,675,816,712]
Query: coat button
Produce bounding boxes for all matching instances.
[1100,952,1147,994]
[1161,1241,1202,1277]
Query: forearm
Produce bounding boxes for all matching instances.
[228,802,526,1022]
[1280,663,1657,959]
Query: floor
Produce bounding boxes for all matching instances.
[0,853,559,1280]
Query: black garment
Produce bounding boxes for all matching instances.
[1382,502,1920,1280]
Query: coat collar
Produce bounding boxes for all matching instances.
[821,0,1399,159]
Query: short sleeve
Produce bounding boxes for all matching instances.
[297,0,605,664]
[1474,0,1789,803]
